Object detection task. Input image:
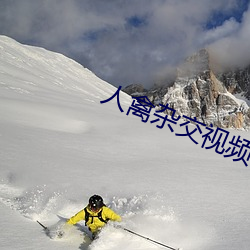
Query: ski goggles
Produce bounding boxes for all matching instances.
[89,205,101,212]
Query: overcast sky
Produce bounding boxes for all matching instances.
[0,0,249,88]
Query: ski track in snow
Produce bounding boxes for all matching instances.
[0,98,91,134]
[0,179,211,250]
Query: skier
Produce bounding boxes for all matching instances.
[66,194,121,239]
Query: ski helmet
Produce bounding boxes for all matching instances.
[89,195,104,210]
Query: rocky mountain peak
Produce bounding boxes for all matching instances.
[177,48,210,78]
[123,49,250,129]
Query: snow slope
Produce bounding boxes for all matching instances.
[0,35,250,250]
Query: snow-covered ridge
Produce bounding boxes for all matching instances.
[0,35,125,101]
[0,35,130,133]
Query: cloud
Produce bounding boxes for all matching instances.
[200,18,240,45]
[209,4,250,69]
[0,0,249,87]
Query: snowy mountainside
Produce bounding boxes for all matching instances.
[0,35,116,98]
[0,36,250,250]
[0,35,132,133]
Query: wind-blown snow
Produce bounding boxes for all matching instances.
[0,36,250,250]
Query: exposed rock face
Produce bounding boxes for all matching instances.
[218,66,250,100]
[123,84,147,96]
[163,49,250,128]
[124,49,250,129]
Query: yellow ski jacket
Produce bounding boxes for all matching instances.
[67,206,121,233]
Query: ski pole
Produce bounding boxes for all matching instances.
[37,220,48,231]
[122,227,180,250]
